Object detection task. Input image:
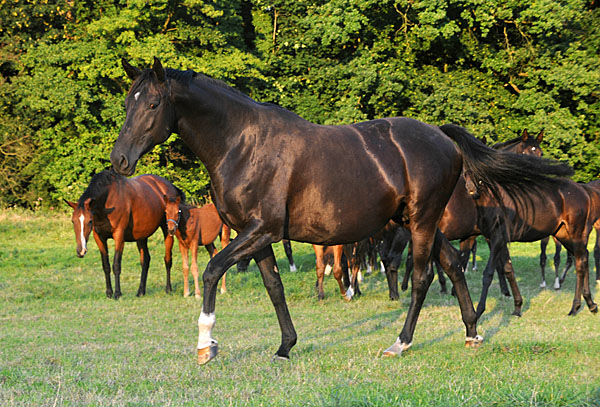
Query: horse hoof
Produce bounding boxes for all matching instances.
[382,340,412,357]
[344,286,354,302]
[590,303,598,314]
[511,310,522,317]
[220,288,226,295]
[195,294,201,300]
[553,278,561,290]
[197,343,218,365]
[289,264,297,272]
[465,335,483,348]
[271,354,290,363]
[540,281,547,289]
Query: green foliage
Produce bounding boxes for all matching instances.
[1,0,599,207]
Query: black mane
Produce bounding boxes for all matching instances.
[78,170,121,208]
[492,135,524,150]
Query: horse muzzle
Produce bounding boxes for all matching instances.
[77,247,87,258]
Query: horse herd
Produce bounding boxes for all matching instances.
[66,57,598,364]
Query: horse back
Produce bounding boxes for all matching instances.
[104,174,175,241]
[188,203,223,246]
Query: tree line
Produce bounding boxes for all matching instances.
[1,0,598,208]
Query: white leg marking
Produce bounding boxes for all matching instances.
[345,285,354,300]
[197,311,216,349]
[383,337,412,357]
[366,265,373,274]
[358,271,363,283]
[540,280,547,289]
[554,277,561,290]
[289,264,297,272]
[324,264,332,276]
[380,261,386,274]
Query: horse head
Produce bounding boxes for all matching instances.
[164,194,182,236]
[515,129,544,157]
[64,198,94,258]
[111,57,175,176]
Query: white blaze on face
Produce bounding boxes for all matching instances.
[79,214,87,255]
[134,91,141,101]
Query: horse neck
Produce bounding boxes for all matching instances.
[171,79,262,173]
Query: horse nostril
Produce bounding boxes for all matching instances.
[119,155,129,170]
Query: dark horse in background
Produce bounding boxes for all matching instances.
[110,58,573,364]
[398,130,545,304]
[65,170,178,299]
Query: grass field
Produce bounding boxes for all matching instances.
[1,209,599,406]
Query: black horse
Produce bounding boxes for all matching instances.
[109,58,572,364]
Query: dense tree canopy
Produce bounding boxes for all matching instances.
[1,0,598,208]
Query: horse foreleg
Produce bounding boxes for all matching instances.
[198,222,277,364]
[93,232,113,298]
[112,237,125,299]
[313,245,327,300]
[254,245,297,360]
[476,235,503,319]
[539,236,549,288]
[333,245,349,299]
[179,241,190,297]
[206,243,226,295]
[497,248,523,316]
[283,239,297,272]
[136,238,151,297]
[163,234,174,294]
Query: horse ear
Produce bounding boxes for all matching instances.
[152,57,166,83]
[480,135,488,144]
[64,199,77,209]
[175,195,181,204]
[521,129,529,141]
[536,129,544,143]
[83,197,93,210]
[122,58,142,81]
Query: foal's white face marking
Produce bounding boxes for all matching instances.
[79,213,87,255]
[134,91,141,101]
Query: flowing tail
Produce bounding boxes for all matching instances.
[439,124,573,213]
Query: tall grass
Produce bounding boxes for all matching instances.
[1,209,599,406]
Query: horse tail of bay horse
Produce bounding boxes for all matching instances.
[439,124,574,221]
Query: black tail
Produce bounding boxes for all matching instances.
[439,124,573,218]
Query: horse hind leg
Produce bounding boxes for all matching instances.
[539,236,549,288]
[594,229,600,284]
[313,245,328,300]
[553,239,563,290]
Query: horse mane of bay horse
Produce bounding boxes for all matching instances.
[65,170,177,299]
[110,57,573,364]
[164,192,231,298]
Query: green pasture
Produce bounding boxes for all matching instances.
[1,209,599,406]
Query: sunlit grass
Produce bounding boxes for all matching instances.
[1,209,599,406]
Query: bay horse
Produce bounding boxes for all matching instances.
[65,170,177,299]
[164,193,231,298]
[540,180,600,288]
[464,163,600,318]
[110,58,571,364]
[313,244,352,300]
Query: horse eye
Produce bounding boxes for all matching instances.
[150,101,159,110]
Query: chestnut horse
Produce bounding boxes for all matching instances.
[110,58,571,364]
[65,170,177,299]
[164,194,231,298]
